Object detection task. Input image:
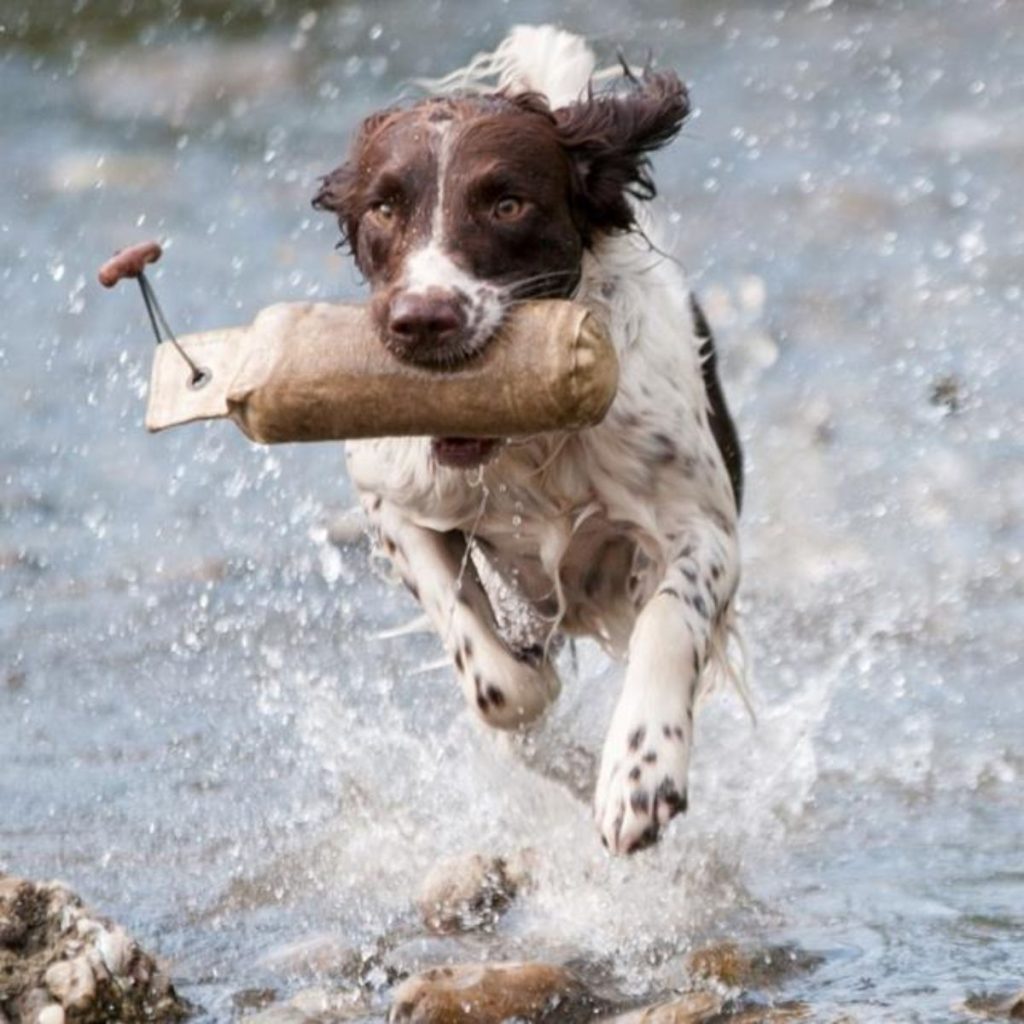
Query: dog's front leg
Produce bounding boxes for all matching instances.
[365,496,560,729]
[595,518,739,854]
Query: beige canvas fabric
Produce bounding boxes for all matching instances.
[145,300,618,444]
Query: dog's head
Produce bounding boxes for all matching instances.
[314,69,688,466]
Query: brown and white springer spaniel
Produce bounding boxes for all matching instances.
[313,26,744,855]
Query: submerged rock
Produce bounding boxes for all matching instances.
[604,991,723,1023]
[604,995,809,1023]
[416,852,533,935]
[685,942,823,991]
[0,873,188,1024]
[960,989,1024,1020]
[388,961,593,1023]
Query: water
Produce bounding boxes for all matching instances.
[1,1,1021,1020]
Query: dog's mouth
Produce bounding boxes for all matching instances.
[431,437,502,469]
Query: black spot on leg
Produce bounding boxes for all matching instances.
[693,594,709,619]
[630,790,650,816]
[674,726,684,739]
[463,637,473,659]
[642,750,658,764]
[652,432,677,464]
[711,564,722,581]
[454,648,464,673]
[628,766,642,782]
[477,694,489,713]
[692,649,701,676]
[655,778,688,816]
[628,727,646,752]
[381,534,396,557]
[663,724,672,739]
[485,685,506,708]
[682,567,698,586]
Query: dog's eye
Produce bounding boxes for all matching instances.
[492,196,526,221]
[368,200,397,224]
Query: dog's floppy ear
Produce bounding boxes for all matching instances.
[554,69,690,242]
[312,161,359,252]
[312,109,395,255]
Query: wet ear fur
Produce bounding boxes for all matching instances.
[311,109,397,254]
[554,69,690,243]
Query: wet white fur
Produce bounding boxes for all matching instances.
[347,27,744,854]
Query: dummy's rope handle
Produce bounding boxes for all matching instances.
[98,241,210,390]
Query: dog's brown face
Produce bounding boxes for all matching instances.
[314,73,689,466]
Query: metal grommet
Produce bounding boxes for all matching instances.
[187,367,212,391]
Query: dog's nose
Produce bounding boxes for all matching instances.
[387,291,464,358]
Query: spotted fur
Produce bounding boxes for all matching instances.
[317,27,744,855]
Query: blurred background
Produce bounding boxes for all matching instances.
[1,1,1021,1020]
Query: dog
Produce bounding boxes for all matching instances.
[313,26,744,855]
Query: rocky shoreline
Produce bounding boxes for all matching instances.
[4,863,1021,1024]
[0,875,188,1024]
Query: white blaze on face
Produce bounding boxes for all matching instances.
[398,120,504,350]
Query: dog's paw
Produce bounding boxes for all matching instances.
[595,709,691,855]
[454,633,560,730]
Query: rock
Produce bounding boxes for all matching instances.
[416,852,533,935]
[722,1003,809,1023]
[602,996,809,1024]
[960,989,1024,1019]
[11,989,50,1024]
[232,987,278,1012]
[603,992,723,1023]
[685,942,823,990]
[389,961,591,1023]
[0,872,188,1023]
[44,956,95,1011]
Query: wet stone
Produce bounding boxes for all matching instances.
[416,852,533,935]
[232,988,279,1012]
[43,956,95,1012]
[960,989,1024,1020]
[685,942,823,991]
[389,961,592,1023]
[721,1003,810,1024]
[603,996,809,1024]
[603,991,723,1023]
[0,873,188,1023]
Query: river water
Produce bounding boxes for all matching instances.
[1,1,1021,1021]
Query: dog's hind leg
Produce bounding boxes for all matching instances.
[365,495,560,729]
[594,514,739,854]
